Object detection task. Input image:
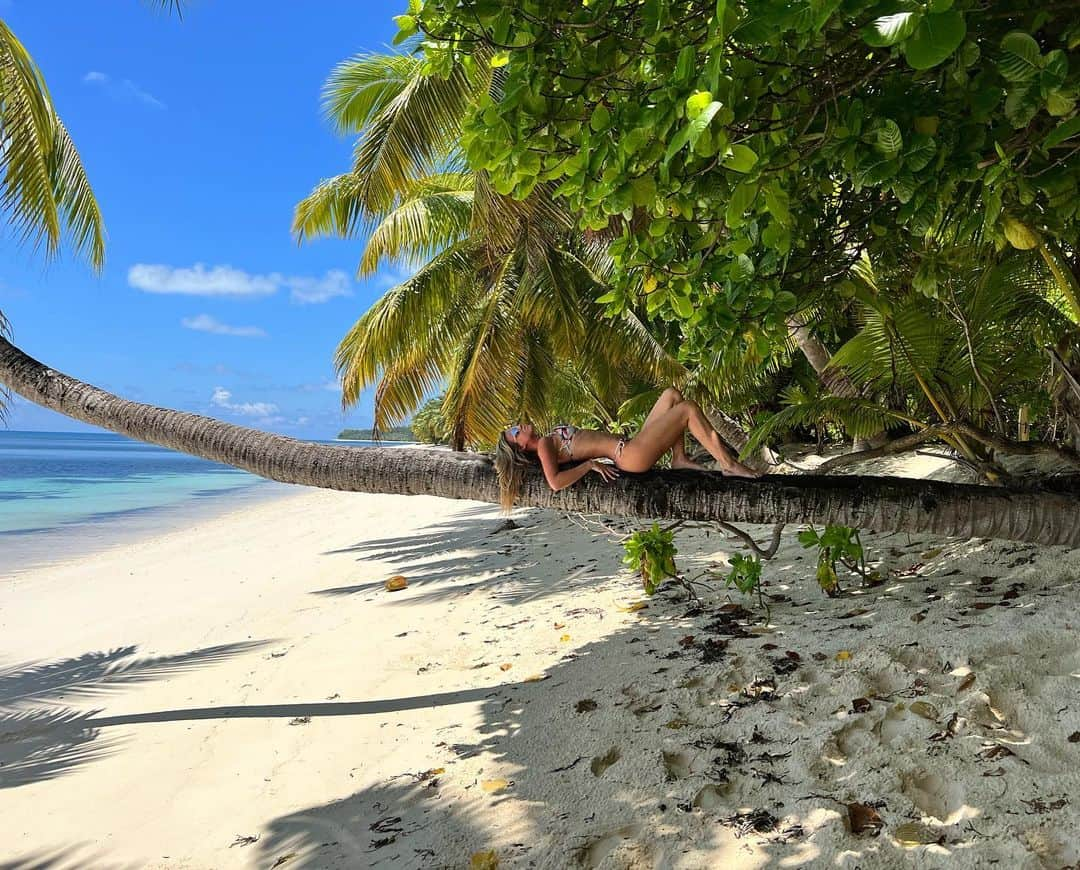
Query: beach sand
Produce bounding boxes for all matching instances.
[2,469,1079,868]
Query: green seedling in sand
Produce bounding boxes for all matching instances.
[724,553,763,596]
[798,524,870,594]
[719,553,771,620]
[623,523,678,595]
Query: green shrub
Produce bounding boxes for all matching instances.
[622,523,677,595]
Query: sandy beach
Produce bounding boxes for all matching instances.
[3,478,1080,869]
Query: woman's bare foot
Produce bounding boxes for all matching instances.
[723,463,763,478]
[671,457,710,471]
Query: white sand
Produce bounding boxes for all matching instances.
[2,473,1079,869]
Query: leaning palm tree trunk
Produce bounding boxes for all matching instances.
[787,313,886,451]
[4,336,1080,546]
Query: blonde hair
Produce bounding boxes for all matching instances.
[494,432,531,512]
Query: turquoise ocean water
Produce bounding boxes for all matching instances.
[0,430,383,577]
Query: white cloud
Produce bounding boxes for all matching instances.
[181,314,266,338]
[286,269,352,304]
[292,378,342,393]
[132,263,279,297]
[130,263,353,304]
[211,387,278,417]
[83,71,165,109]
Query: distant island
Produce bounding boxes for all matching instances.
[337,427,414,442]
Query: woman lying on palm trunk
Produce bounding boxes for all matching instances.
[494,387,761,510]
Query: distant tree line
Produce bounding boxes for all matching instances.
[337,426,414,441]
[338,396,452,444]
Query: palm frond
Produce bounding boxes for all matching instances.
[0,22,61,258]
[743,396,913,457]
[335,243,479,406]
[372,349,450,433]
[358,173,473,276]
[48,118,105,270]
[142,0,185,16]
[442,253,524,444]
[0,22,104,270]
[322,51,423,135]
[292,172,369,243]
[345,59,482,215]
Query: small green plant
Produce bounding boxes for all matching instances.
[723,552,769,610]
[724,553,762,596]
[797,524,868,595]
[622,523,678,595]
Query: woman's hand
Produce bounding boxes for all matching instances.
[590,460,620,482]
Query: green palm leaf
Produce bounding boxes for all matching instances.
[341,56,481,215]
[0,21,104,270]
[358,172,473,275]
[743,396,913,457]
[335,243,479,405]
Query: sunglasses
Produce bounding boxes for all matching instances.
[508,425,522,438]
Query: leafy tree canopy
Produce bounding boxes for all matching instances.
[402,0,1079,373]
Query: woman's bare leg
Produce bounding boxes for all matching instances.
[619,399,760,477]
[640,387,698,469]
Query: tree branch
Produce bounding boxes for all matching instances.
[718,521,786,559]
[816,427,944,473]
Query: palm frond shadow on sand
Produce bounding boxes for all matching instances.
[0,640,271,791]
[314,508,626,606]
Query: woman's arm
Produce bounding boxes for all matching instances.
[536,439,618,491]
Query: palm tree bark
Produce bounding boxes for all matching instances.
[787,313,887,450]
[4,335,1080,546]
[787,314,859,398]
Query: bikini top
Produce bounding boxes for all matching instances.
[548,424,578,459]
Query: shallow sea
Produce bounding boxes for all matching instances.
[0,430,383,577]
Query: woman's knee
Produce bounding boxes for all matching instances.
[662,386,683,403]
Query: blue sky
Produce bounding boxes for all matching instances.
[0,1,407,437]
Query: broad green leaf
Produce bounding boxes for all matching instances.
[672,293,695,318]
[892,173,916,203]
[1047,90,1075,117]
[590,103,611,132]
[622,126,648,155]
[686,90,714,119]
[903,133,936,171]
[812,0,842,32]
[489,51,510,68]
[715,0,727,38]
[722,143,758,173]
[675,45,696,81]
[1004,86,1037,128]
[764,183,791,226]
[875,119,903,157]
[663,101,722,165]
[630,175,657,206]
[761,217,791,254]
[912,260,938,297]
[998,31,1041,82]
[730,253,755,281]
[725,180,758,228]
[903,11,966,70]
[863,12,919,48]
[913,115,939,135]
[1042,50,1068,88]
[774,290,797,312]
[1045,115,1080,148]
[392,14,419,44]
